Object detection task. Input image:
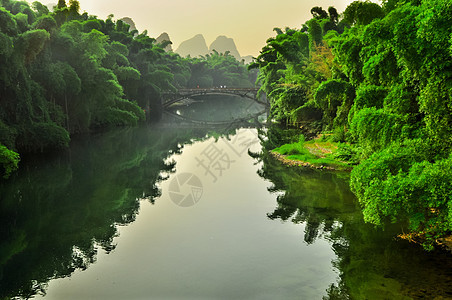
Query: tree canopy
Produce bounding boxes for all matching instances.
[0,0,254,177]
[252,0,452,250]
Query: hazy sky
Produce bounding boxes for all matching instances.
[69,0,375,56]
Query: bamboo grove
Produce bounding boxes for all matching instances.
[250,0,452,250]
[0,0,254,177]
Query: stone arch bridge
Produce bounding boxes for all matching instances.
[162,88,268,108]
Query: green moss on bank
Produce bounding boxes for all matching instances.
[272,136,353,171]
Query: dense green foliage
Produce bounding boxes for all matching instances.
[0,0,253,175]
[0,144,19,178]
[0,126,213,298]
[253,138,452,298]
[273,134,350,170]
[253,0,452,249]
[186,50,254,88]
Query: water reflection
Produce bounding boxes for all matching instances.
[165,94,266,124]
[254,126,452,299]
[0,125,233,299]
[1,124,451,299]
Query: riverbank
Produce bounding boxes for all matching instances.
[269,151,345,171]
[269,133,452,252]
[270,136,353,171]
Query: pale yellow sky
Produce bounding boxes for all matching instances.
[61,0,380,56]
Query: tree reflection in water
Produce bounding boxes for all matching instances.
[0,126,222,299]
[1,124,450,299]
[253,126,452,300]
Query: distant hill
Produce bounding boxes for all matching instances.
[120,17,138,33]
[46,3,56,11]
[175,34,252,63]
[209,35,241,60]
[156,32,173,52]
[175,34,209,58]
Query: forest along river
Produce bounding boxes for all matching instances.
[0,96,451,299]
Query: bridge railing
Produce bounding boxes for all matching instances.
[161,87,267,108]
[164,87,259,94]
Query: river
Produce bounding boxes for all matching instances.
[0,96,451,299]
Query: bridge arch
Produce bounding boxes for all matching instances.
[162,88,268,108]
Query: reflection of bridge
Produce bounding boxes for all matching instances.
[162,88,268,108]
[163,109,267,126]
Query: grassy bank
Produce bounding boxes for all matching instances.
[272,135,353,171]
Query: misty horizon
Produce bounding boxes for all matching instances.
[36,0,378,56]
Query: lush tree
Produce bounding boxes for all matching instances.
[328,7,339,23]
[343,1,385,26]
[351,140,452,250]
[310,6,328,19]
[314,79,354,130]
[252,0,452,249]
[57,0,66,9]
[250,25,322,125]
[307,19,322,49]
[33,14,57,32]
[68,0,79,14]
[31,1,49,17]
[0,144,19,178]
[340,0,451,249]
[16,29,49,64]
[1,0,226,176]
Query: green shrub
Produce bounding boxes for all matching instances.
[333,143,360,164]
[0,144,20,178]
[16,122,70,151]
[350,140,451,250]
[115,99,145,122]
[94,107,139,127]
[0,121,18,149]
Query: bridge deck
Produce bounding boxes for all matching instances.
[162,88,259,97]
[162,87,266,108]
[174,87,258,93]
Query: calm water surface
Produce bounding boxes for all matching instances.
[0,113,451,299]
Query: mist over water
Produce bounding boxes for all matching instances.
[165,94,266,123]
